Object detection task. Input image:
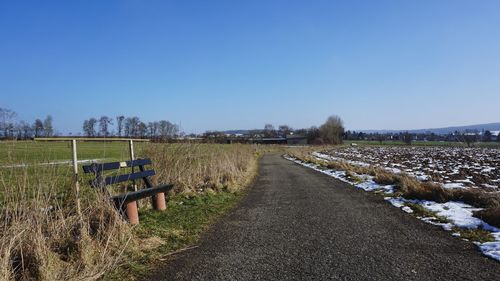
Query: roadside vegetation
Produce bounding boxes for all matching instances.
[286,147,500,229]
[0,142,263,280]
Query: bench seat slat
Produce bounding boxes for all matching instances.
[104,170,156,185]
[83,158,152,173]
[112,184,174,206]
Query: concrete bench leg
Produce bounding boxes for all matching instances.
[153,192,167,211]
[126,201,139,225]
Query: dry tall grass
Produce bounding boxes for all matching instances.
[0,166,132,281]
[142,143,261,194]
[0,143,262,280]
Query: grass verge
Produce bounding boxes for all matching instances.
[105,191,244,280]
[0,143,264,280]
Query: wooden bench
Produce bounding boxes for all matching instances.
[82,158,173,224]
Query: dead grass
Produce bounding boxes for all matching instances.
[396,176,450,203]
[143,143,261,194]
[287,148,500,243]
[373,170,398,185]
[344,171,363,184]
[474,207,500,228]
[0,173,132,281]
[0,143,263,280]
[287,149,500,210]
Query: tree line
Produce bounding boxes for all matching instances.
[82,116,180,139]
[0,107,180,140]
[0,108,54,139]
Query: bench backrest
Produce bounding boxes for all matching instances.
[82,158,155,189]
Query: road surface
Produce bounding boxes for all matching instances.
[146,153,500,280]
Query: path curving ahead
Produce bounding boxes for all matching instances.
[146,153,500,280]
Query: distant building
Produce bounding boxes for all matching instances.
[251,137,287,144]
[286,134,307,145]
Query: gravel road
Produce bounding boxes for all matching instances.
[146,153,500,280]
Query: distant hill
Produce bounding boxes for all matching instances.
[358,122,500,135]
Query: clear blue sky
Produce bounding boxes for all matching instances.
[1,0,499,134]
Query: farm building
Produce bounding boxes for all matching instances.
[286,134,307,145]
[248,135,308,145]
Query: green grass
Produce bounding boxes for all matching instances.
[0,141,149,202]
[0,141,148,165]
[105,191,243,280]
[453,227,495,243]
[405,203,449,224]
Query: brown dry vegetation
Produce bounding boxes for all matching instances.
[0,143,263,281]
[0,179,131,281]
[142,144,262,194]
[286,148,500,228]
[474,207,500,229]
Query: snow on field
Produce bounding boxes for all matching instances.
[284,154,500,261]
[317,147,500,190]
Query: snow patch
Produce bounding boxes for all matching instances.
[284,154,500,262]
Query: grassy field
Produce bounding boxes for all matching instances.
[0,140,148,165]
[0,141,149,203]
[0,141,263,280]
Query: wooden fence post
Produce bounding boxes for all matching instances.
[129,139,139,210]
[129,140,137,191]
[71,139,82,216]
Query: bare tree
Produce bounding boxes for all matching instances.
[43,115,54,137]
[278,125,292,136]
[33,119,44,137]
[99,116,113,137]
[0,108,17,138]
[16,121,32,139]
[264,124,276,137]
[83,118,97,136]
[319,115,344,145]
[307,126,322,144]
[147,121,159,137]
[137,122,147,138]
[116,115,125,136]
[124,117,140,137]
[158,120,179,139]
